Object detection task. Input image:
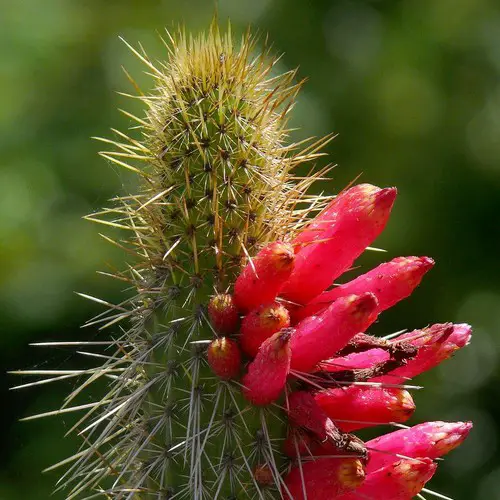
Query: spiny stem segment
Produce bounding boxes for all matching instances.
[31,21,329,500]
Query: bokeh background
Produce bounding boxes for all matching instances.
[1,0,499,498]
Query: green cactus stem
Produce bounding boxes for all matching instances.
[37,22,331,499]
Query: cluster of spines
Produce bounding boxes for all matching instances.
[101,23,332,294]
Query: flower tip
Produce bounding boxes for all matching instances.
[234,241,295,312]
[419,256,435,269]
[270,241,295,271]
[278,326,295,343]
[459,420,474,442]
[451,323,473,347]
[240,302,290,357]
[374,186,397,208]
[456,420,474,436]
[392,389,416,419]
[434,420,473,454]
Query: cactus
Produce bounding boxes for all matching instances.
[14,21,473,500]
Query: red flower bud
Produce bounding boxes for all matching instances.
[234,242,295,313]
[366,420,473,473]
[293,256,434,323]
[336,458,436,500]
[207,338,241,380]
[242,328,292,405]
[282,184,397,305]
[290,293,379,373]
[292,183,380,251]
[314,386,416,432]
[253,463,274,486]
[208,294,240,335]
[240,302,290,357]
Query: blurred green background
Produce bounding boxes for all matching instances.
[1,0,499,498]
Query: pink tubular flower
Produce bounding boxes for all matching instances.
[281,184,397,305]
[314,386,416,432]
[336,458,437,500]
[366,421,473,473]
[221,182,471,498]
[373,323,472,383]
[242,328,292,405]
[293,256,434,323]
[234,241,295,313]
[292,183,386,252]
[290,293,379,372]
[240,302,290,357]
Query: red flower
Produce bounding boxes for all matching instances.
[240,302,290,357]
[290,293,379,372]
[234,241,295,312]
[314,385,416,432]
[284,457,365,500]
[336,458,437,500]
[207,338,242,380]
[242,328,292,405]
[281,185,396,305]
[207,183,472,498]
[208,293,240,335]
